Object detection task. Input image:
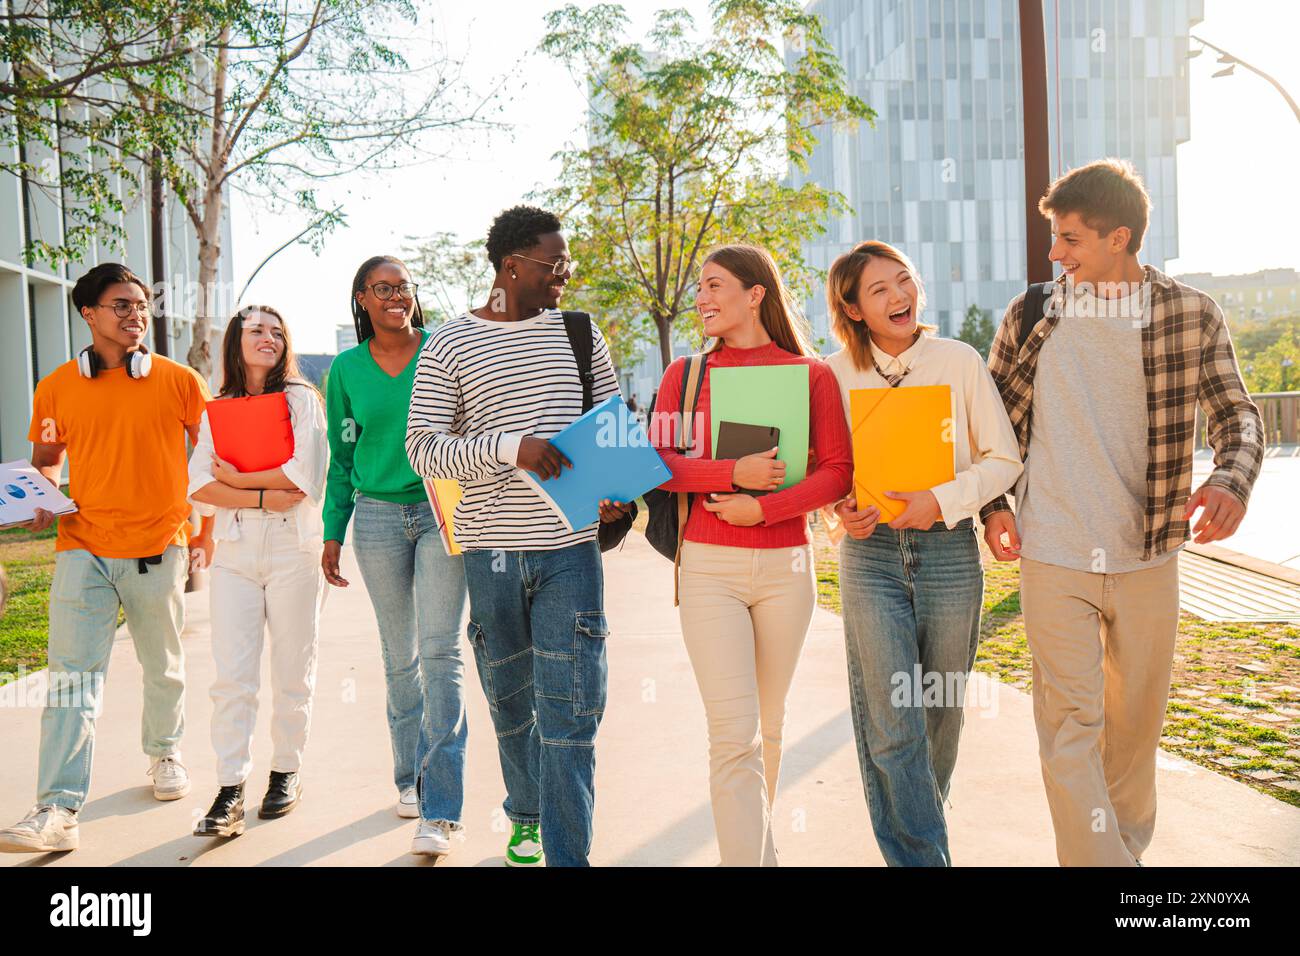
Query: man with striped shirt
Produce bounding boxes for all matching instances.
[405,205,630,867]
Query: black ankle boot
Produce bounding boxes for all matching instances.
[260,771,302,819]
[194,784,245,838]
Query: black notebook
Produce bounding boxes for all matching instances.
[715,421,781,497]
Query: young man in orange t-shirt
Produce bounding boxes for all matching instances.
[0,264,212,854]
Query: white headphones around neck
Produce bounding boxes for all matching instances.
[77,344,152,380]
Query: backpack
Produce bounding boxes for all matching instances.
[1016,281,1054,353]
[641,353,707,605]
[560,311,636,553]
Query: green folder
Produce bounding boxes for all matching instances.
[709,365,810,492]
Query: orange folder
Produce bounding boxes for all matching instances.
[424,478,463,556]
[205,392,295,472]
[849,385,956,521]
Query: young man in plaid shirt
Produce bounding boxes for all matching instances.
[980,159,1263,866]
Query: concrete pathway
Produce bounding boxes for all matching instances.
[2,533,1298,866]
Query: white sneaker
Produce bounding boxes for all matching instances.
[148,755,190,801]
[397,786,419,818]
[0,805,79,853]
[410,819,452,857]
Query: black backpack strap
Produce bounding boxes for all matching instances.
[562,311,596,413]
[1017,282,1052,353]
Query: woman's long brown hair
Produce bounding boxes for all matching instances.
[702,244,815,357]
[217,305,318,401]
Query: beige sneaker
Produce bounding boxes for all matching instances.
[411,819,452,857]
[0,805,79,853]
[397,786,419,818]
[148,755,191,800]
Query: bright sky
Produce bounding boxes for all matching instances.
[230,0,1300,354]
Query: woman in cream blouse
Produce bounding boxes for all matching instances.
[823,240,1021,866]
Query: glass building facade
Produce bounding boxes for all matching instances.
[793,0,1203,340]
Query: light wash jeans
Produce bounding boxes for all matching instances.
[839,519,983,866]
[209,509,324,785]
[38,546,188,811]
[350,494,468,824]
[462,541,607,867]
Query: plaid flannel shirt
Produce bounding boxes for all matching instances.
[979,265,1264,561]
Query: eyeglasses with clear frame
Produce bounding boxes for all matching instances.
[512,254,577,277]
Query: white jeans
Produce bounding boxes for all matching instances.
[209,509,324,785]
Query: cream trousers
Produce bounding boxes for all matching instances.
[208,509,325,786]
[678,541,815,866]
[1020,556,1180,866]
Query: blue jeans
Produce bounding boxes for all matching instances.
[461,541,607,867]
[351,495,468,824]
[839,519,983,866]
[38,546,188,810]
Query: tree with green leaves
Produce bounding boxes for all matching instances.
[537,0,874,369]
[0,0,239,266]
[401,231,492,327]
[138,0,501,377]
[1239,328,1300,393]
[956,303,995,358]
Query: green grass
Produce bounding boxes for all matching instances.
[0,524,58,681]
[811,517,1300,809]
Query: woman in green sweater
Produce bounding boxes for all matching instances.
[322,255,468,859]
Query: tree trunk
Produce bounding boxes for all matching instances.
[186,28,230,382]
[656,311,673,370]
[188,196,223,383]
[149,148,169,357]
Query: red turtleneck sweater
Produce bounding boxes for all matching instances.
[652,341,852,549]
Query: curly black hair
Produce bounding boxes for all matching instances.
[485,205,563,272]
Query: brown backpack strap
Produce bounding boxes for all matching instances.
[673,354,706,606]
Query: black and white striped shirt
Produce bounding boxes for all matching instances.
[405,308,620,551]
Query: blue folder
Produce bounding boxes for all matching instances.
[519,394,671,532]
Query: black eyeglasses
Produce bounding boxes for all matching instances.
[366,281,418,300]
[95,300,151,319]
[513,254,578,277]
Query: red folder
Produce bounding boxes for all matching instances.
[205,392,295,472]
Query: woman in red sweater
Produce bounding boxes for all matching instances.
[651,244,852,866]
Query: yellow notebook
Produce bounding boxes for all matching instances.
[849,385,956,521]
[423,478,463,556]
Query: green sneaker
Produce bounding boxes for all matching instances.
[505,822,543,867]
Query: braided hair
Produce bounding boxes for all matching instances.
[349,255,426,342]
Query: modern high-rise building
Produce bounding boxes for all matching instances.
[792,0,1203,340]
[336,323,359,354]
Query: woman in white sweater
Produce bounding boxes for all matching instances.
[187,306,328,838]
[823,241,1022,866]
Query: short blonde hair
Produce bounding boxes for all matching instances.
[826,240,931,371]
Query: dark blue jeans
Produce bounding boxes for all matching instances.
[462,541,607,867]
[839,519,983,866]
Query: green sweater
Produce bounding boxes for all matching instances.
[323,330,430,542]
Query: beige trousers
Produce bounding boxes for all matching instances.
[678,541,816,867]
[1020,556,1180,867]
